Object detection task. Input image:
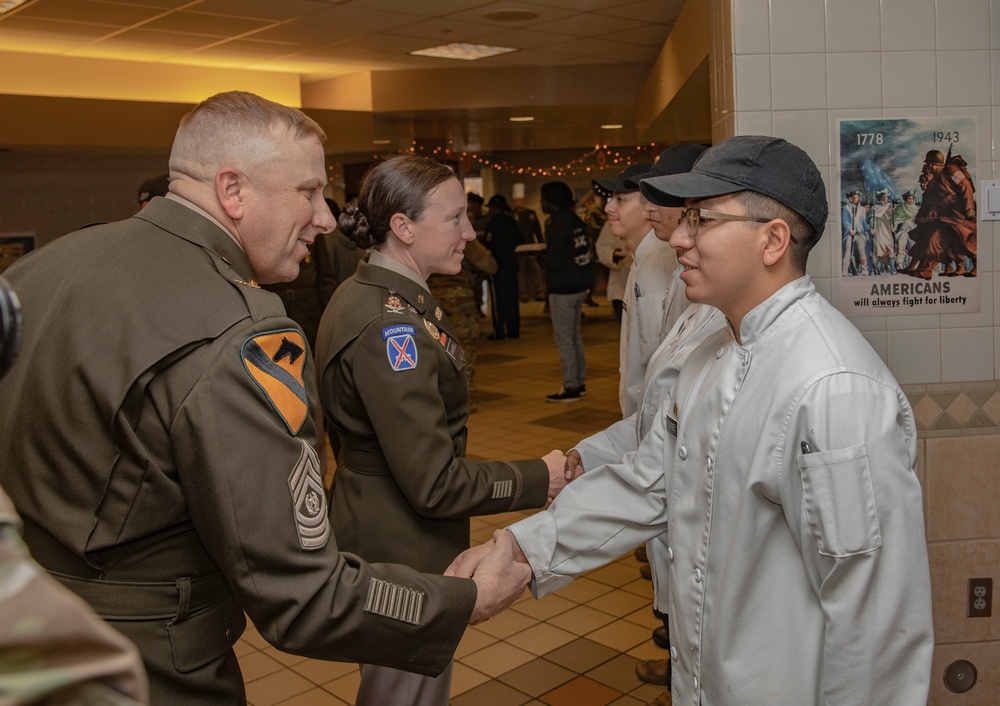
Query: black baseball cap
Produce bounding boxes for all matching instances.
[640,136,828,236]
[592,163,652,199]
[622,144,709,206]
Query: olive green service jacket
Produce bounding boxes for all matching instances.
[315,258,548,574]
[0,197,475,706]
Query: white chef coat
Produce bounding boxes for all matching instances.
[510,276,933,706]
[617,231,677,416]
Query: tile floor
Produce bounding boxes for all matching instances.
[236,298,670,706]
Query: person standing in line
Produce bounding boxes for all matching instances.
[512,185,546,302]
[594,220,631,323]
[314,155,570,706]
[484,194,522,340]
[449,135,934,706]
[0,91,535,706]
[539,180,593,403]
[593,161,676,417]
[563,145,712,703]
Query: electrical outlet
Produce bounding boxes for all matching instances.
[967,578,992,618]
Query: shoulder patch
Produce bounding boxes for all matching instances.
[241,330,309,435]
[383,324,418,371]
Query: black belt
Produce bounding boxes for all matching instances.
[51,570,231,621]
[341,427,468,476]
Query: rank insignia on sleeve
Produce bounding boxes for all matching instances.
[288,440,330,551]
[383,324,418,371]
[241,330,308,435]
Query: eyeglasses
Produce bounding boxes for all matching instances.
[678,207,798,244]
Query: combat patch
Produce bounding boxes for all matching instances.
[383,324,417,371]
[241,330,308,435]
[287,439,330,551]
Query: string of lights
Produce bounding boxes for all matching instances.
[371,141,662,178]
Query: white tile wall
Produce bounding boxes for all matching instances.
[735,111,774,136]
[888,329,943,383]
[937,50,991,105]
[732,0,770,54]
[828,52,883,109]
[881,51,938,107]
[723,0,1000,385]
[773,110,830,168]
[941,326,994,381]
[771,53,828,110]
[734,55,772,111]
[936,0,991,51]
[881,0,936,52]
[826,0,881,53]
[769,0,826,54]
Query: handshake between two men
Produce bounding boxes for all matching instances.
[459,448,585,625]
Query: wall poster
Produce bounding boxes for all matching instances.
[838,117,979,316]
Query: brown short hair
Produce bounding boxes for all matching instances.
[340,155,456,249]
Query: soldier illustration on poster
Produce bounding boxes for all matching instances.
[838,117,980,315]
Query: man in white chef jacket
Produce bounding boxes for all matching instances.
[448,135,933,706]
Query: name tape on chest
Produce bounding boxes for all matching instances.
[242,330,308,435]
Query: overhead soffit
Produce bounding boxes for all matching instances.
[0,0,707,154]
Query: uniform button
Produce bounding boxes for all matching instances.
[693,567,703,583]
[707,458,713,473]
[225,627,233,642]
[678,446,687,460]
[694,676,700,692]
[716,347,724,359]
[667,547,674,562]
[670,646,678,661]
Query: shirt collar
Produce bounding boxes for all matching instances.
[369,249,430,293]
[166,192,244,251]
[736,275,815,346]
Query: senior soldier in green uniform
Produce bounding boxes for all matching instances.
[0,91,531,706]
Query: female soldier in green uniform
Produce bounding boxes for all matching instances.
[315,155,567,706]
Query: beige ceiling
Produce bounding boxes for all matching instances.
[0,0,710,155]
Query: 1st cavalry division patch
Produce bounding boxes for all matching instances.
[242,330,308,435]
[383,324,417,371]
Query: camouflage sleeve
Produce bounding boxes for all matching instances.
[0,488,149,705]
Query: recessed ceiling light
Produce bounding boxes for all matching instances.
[373,139,391,145]
[484,10,540,22]
[509,116,534,123]
[601,124,624,130]
[410,42,517,61]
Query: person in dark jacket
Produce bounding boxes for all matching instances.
[484,194,522,339]
[539,181,593,402]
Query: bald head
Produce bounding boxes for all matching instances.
[169,91,327,187]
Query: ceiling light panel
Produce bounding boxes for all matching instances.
[410,42,516,61]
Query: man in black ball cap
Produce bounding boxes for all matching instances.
[450,135,934,706]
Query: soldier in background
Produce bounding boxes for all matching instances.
[138,174,169,209]
[428,238,497,397]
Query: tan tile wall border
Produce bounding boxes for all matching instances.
[903,381,1000,438]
